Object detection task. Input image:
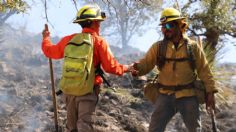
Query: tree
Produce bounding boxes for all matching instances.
[0,0,27,25]
[0,24,3,43]
[181,0,236,61]
[0,0,27,46]
[81,0,162,48]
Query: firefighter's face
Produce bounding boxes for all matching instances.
[94,21,101,29]
[161,21,180,40]
[91,21,101,33]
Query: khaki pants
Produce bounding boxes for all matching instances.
[63,92,97,132]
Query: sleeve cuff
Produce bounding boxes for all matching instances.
[123,65,128,73]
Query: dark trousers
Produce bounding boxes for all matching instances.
[149,94,201,132]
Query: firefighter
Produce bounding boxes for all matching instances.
[42,4,129,132]
[130,7,217,132]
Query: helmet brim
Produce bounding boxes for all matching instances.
[73,17,105,23]
[159,17,186,25]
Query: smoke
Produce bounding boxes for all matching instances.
[231,75,236,89]
[0,93,9,116]
[0,84,55,131]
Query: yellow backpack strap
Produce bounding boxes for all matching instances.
[68,33,92,46]
[68,40,91,46]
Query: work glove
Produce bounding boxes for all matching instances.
[94,75,103,96]
[94,75,103,86]
[206,92,216,113]
[42,24,50,39]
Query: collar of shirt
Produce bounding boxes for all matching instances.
[167,39,184,50]
[82,28,99,36]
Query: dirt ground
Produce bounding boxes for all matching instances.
[0,47,236,132]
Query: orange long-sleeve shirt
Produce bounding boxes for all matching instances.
[42,28,127,84]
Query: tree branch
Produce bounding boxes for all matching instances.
[44,0,49,22]
[223,31,236,37]
[188,28,205,36]
[71,0,78,11]
[127,9,143,43]
[0,10,16,25]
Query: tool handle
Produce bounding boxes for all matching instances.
[45,24,49,31]
[49,53,59,132]
[210,110,217,132]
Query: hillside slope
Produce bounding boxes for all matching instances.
[0,24,236,132]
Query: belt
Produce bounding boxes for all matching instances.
[157,82,194,91]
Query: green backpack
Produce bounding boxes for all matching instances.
[59,33,95,96]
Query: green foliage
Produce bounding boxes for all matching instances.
[0,0,27,13]
[183,0,236,42]
[181,0,236,63]
[203,41,223,68]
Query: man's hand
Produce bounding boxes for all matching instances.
[124,65,132,73]
[206,92,216,113]
[125,63,139,76]
[42,24,50,38]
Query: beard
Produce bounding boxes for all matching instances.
[164,32,175,40]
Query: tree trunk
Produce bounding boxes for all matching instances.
[205,28,219,49]
[121,35,128,48]
[0,11,15,25]
[204,28,220,63]
[120,17,128,48]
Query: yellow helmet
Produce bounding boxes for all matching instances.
[160,7,185,25]
[73,5,106,23]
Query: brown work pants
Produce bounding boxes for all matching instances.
[63,92,97,132]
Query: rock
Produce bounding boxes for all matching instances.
[130,89,144,98]
[100,95,109,104]
[122,108,131,115]
[108,109,118,117]
[216,111,233,119]
[228,128,236,132]
[95,118,108,127]
[0,25,236,131]
[45,110,54,116]
[111,99,118,105]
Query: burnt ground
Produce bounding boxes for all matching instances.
[0,26,236,131]
[0,75,236,132]
[0,51,236,132]
[0,59,236,132]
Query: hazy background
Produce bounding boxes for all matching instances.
[5,0,236,63]
[1,1,236,131]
